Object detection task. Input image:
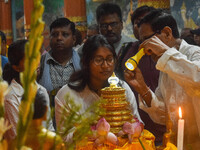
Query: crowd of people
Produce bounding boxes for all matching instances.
[1,2,200,150]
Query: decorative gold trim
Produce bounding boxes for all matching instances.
[68,16,87,23]
[2,30,13,39]
[24,24,31,30]
[76,26,87,32]
[67,16,87,31]
[138,1,170,9]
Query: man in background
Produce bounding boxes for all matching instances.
[190,28,200,46]
[37,17,81,128]
[96,2,136,55]
[0,31,8,69]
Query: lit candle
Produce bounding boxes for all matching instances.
[177,107,184,150]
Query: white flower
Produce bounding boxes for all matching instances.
[20,146,32,150]
[0,81,9,107]
[0,118,12,141]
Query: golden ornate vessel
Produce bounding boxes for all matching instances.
[100,73,134,134]
[76,73,156,150]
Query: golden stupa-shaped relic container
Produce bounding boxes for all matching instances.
[100,73,134,134]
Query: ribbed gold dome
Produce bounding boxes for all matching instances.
[100,73,134,134]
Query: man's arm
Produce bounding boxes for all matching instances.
[124,68,166,125]
[156,46,200,97]
[4,99,19,140]
[124,68,152,106]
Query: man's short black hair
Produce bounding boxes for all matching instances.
[190,28,200,36]
[33,88,48,119]
[96,3,122,23]
[0,30,6,42]
[138,9,179,38]
[50,17,75,35]
[131,5,155,25]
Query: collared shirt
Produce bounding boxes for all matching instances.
[46,52,75,90]
[4,79,54,140]
[140,40,200,148]
[4,80,23,140]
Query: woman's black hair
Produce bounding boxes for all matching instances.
[68,34,116,92]
[3,40,27,84]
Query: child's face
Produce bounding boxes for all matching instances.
[18,56,25,72]
[12,56,25,72]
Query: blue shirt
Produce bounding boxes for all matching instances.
[1,55,8,69]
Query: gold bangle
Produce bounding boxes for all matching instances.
[141,88,150,99]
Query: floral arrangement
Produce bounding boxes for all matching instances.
[118,119,144,143]
[57,93,102,150]
[90,117,118,146]
[88,117,145,149]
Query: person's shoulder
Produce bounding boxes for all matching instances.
[1,55,8,66]
[36,83,49,96]
[40,51,48,63]
[181,40,200,55]
[9,80,24,95]
[1,55,8,60]
[77,43,84,57]
[72,48,81,58]
[119,79,132,92]
[119,79,128,88]
[56,84,75,99]
[5,80,22,103]
[121,33,136,43]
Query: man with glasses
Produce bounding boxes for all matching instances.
[96,2,135,55]
[116,6,166,146]
[124,9,200,149]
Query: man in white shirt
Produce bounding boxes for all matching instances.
[124,9,200,149]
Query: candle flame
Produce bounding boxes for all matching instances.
[179,107,182,119]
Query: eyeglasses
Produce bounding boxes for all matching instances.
[141,31,160,42]
[99,22,120,30]
[93,56,114,66]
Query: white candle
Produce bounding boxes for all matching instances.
[177,107,184,150]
